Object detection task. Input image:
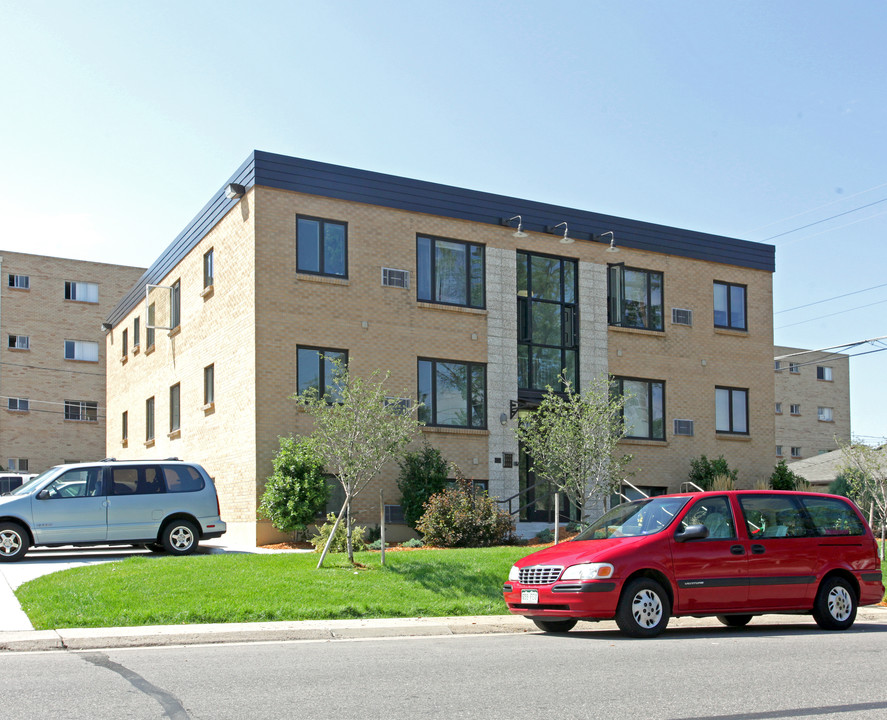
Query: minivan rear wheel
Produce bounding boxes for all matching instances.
[615,578,671,637]
[161,520,199,556]
[716,614,753,628]
[0,522,28,562]
[812,576,857,631]
[531,618,578,633]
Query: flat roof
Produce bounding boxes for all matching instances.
[106,150,775,326]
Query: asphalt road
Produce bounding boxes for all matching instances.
[2,621,886,720]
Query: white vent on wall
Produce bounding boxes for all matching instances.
[673,419,695,436]
[382,267,410,289]
[672,308,693,326]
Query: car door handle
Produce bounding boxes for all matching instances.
[751,544,766,555]
[730,545,745,555]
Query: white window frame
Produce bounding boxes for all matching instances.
[64,281,99,303]
[8,274,30,289]
[8,335,29,350]
[818,406,834,422]
[64,340,99,362]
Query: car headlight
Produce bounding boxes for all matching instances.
[560,563,614,581]
[508,565,520,582]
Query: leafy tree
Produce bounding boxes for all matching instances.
[258,436,328,541]
[514,374,632,520]
[417,466,515,547]
[295,358,420,566]
[397,443,448,529]
[309,513,369,554]
[688,455,737,491]
[769,460,806,491]
[838,441,887,557]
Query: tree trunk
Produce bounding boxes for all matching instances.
[346,498,353,563]
[316,494,350,569]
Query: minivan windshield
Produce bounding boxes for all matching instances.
[573,496,692,541]
[10,468,56,496]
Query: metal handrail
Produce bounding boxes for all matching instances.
[681,481,705,493]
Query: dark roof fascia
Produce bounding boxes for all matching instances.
[106,150,774,327]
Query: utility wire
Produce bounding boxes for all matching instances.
[775,282,887,314]
[775,298,887,329]
[763,197,887,242]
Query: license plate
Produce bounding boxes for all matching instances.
[521,589,539,604]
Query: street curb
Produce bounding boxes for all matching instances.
[1,608,885,653]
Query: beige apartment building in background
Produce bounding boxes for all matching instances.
[0,251,145,472]
[774,345,851,462]
[103,151,777,545]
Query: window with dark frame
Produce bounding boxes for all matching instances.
[713,281,747,330]
[611,377,665,440]
[204,364,214,405]
[418,358,486,429]
[146,397,155,441]
[122,411,128,441]
[517,251,578,392]
[297,347,347,400]
[608,264,664,331]
[817,366,833,381]
[715,386,749,434]
[64,281,98,303]
[122,329,128,357]
[416,235,485,309]
[297,216,347,278]
[203,248,214,288]
[169,383,180,433]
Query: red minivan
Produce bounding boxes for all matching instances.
[503,490,884,637]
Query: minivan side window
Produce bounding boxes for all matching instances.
[799,496,865,536]
[163,465,205,493]
[42,467,104,498]
[738,495,816,538]
[678,496,736,539]
[111,466,164,495]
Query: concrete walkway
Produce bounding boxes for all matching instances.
[1,542,885,652]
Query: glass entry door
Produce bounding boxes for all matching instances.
[518,444,580,523]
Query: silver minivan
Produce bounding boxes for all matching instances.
[0,459,226,561]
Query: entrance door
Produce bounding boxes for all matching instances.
[518,445,580,523]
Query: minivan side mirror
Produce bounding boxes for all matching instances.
[675,524,709,542]
[37,489,50,500]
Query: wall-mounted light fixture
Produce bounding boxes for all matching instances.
[499,412,508,426]
[225,183,245,200]
[101,322,113,332]
[501,215,529,238]
[547,222,573,244]
[595,230,618,253]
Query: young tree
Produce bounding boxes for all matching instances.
[258,436,328,541]
[514,374,632,521]
[688,455,738,491]
[769,460,807,491]
[295,358,420,566]
[839,441,887,558]
[397,443,448,529]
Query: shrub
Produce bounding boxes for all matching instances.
[688,455,738,491]
[397,443,449,529]
[535,528,554,543]
[417,470,516,548]
[258,436,328,541]
[309,513,369,554]
[400,538,424,548]
[368,539,389,551]
[770,460,806,491]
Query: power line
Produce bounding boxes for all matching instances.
[775,282,887,314]
[762,196,887,242]
[0,361,104,377]
[775,298,887,329]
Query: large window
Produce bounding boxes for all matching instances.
[169,384,181,433]
[297,347,347,399]
[65,400,97,422]
[517,252,578,392]
[716,386,748,434]
[297,216,347,278]
[611,377,665,440]
[418,358,486,429]
[64,281,98,303]
[608,264,663,331]
[713,281,746,330]
[417,235,484,308]
[65,340,99,362]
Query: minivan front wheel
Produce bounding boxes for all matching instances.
[0,522,29,562]
[161,520,199,556]
[812,576,857,631]
[615,578,671,637]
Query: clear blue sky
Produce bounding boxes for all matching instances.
[2,1,885,443]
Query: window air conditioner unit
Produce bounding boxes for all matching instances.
[673,419,695,436]
[382,268,410,289]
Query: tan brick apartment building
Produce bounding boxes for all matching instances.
[0,251,145,472]
[774,346,851,462]
[103,152,776,545]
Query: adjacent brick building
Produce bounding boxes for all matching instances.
[103,151,777,545]
[774,346,851,462]
[0,251,145,472]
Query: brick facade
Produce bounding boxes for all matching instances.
[0,251,144,472]
[103,155,776,545]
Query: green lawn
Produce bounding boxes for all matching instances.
[15,547,887,631]
[15,547,536,630]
